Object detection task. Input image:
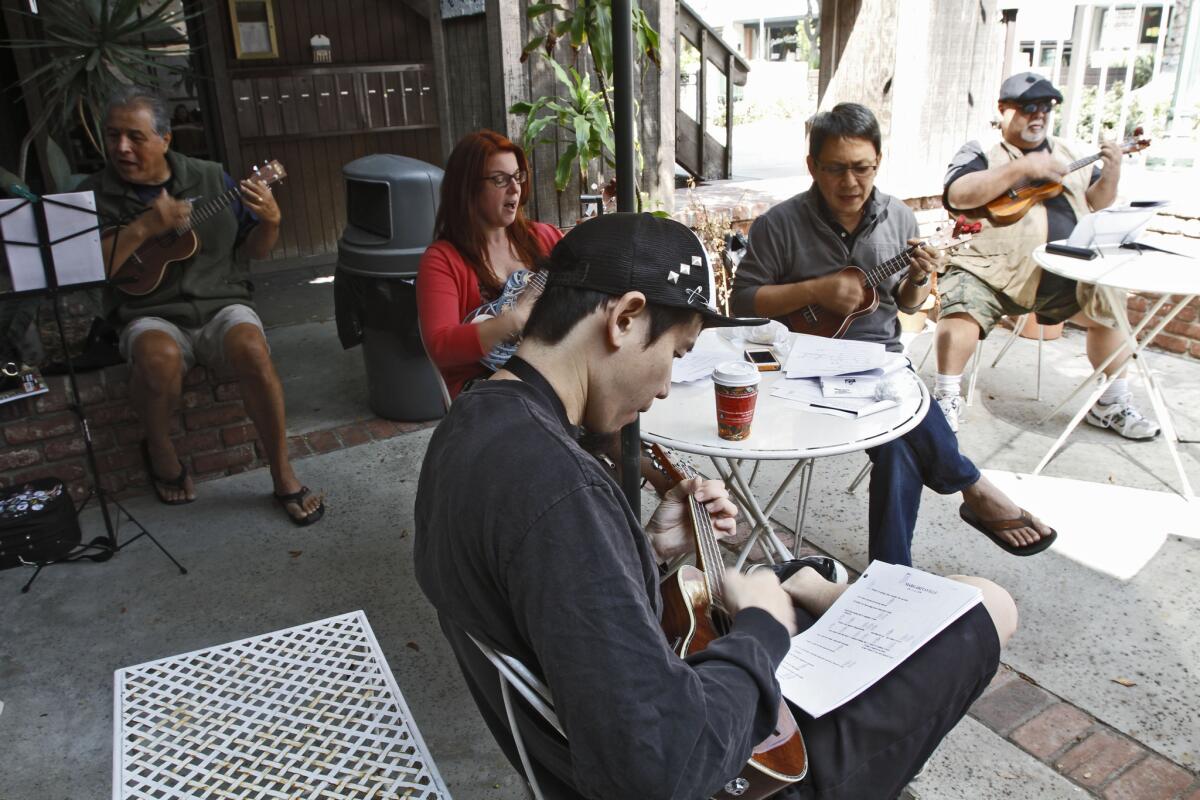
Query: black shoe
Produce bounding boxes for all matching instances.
[765,555,849,584]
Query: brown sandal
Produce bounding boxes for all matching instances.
[274,486,325,527]
[959,504,1056,556]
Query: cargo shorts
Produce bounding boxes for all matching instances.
[119,304,267,371]
[938,267,1081,338]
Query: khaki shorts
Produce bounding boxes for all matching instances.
[938,267,1080,338]
[119,304,266,370]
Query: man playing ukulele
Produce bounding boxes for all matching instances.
[85,87,324,525]
[932,72,1156,440]
[731,103,1055,564]
[415,212,1016,798]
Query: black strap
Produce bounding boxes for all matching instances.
[503,356,577,437]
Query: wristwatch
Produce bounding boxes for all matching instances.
[908,272,930,288]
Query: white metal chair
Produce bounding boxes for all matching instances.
[417,326,454,412]
[468,633,563,800]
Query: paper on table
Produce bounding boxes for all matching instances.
[671,349,729,383]
[769,379,898,418]
[777,561,982,718]
[783,333,888,378]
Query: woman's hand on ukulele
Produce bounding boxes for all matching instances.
[1020,150,1069,183]
[813,270,866,315]
[143,189,191,236]
[645,477,738,561]
[240,178,281,226]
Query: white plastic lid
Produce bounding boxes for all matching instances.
[712,360,761,387]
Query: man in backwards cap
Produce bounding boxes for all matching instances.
[414,213,1015,798]
[932,72,1154,439]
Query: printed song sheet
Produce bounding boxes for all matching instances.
[671,350,729,383]
[777,561,982,717]
[783,333,887,378]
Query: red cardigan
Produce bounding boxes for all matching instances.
[417,222,563,398]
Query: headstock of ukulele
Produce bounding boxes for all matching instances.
[644,443,697,487]
[250,159,287,187]
[1122,126,1151,155]
[927,215,983,254]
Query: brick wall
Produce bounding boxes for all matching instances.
[0,364,257,501]
[1125,296,1200,360]
[0,364,432,503]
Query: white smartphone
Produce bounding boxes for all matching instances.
[744,347,781,372]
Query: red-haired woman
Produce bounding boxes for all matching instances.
[417,130,562,399]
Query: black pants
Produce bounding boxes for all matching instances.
[782,603,1000,800]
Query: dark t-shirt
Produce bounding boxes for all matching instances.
[132,173,258,247]
[943,139,1101,243]
[413,378,791,799]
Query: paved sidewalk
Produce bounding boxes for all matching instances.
[1,322,1197,799]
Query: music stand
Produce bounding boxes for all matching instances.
[0,192,186,592]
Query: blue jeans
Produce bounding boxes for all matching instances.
[865,404,980,566]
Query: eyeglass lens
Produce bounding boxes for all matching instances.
[1021,102,1054,114]
[818,163,877,177]
[485,170,527,188]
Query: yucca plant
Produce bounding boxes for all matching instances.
[2,0,199,180]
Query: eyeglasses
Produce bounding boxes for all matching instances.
[481,170,527,189]
[1014,101,1055,115]
[815,162,878,178]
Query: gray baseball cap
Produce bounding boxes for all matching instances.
[998,72,1064,104]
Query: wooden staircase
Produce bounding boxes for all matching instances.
[676,1,751,181]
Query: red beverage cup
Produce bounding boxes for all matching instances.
[713,361,761,441]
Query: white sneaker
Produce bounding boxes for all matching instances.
[934,391,963,433]
[1085,393,1160,440]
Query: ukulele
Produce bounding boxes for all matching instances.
[786,215,981,339]
[981,128,1150,225]
[110,160,286,296]
[464,269,548,325]
[649,443,807,800]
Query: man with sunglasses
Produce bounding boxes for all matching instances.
[931,72,1154,440]
[731,103,1056,567]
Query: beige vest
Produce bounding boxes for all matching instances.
[947,137,1115,324]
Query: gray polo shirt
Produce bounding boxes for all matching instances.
[730,188,919,351]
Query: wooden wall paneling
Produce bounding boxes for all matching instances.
[299,137,327,256]
[417,66,435,125]
[350,0,373,65]
[402,68,421,125]
[278,140,303,258]
[292,139,320,256]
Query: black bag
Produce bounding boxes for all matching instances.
[0,478,82,569]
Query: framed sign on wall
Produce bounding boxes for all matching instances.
[228,0,279,59]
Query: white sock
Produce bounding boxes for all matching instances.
[1098,377,1129,405]
[935,373,963,396]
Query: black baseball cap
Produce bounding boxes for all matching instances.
[546,212,767,328]
[999,71,1064,104]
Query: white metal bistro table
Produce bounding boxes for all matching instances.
[641,330,931,569]
[1032,241,1199,499]
[113,611,450,799]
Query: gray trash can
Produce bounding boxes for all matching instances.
[334,155,445,421]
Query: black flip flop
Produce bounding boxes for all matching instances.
[274,486,325,527]
[140,440,194,506]
[959,504,1057,556]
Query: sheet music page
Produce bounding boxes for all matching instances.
[0,199,46,291]
[45,192,105,286]
[783,333,887,378]
[777,561,982,718]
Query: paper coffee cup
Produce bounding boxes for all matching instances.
[713,360,761,441]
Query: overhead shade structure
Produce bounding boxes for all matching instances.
[614,0,642,511]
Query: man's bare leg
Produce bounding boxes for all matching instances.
[223,324,322,521]
[131,331,194,503]
[935,313,983,376]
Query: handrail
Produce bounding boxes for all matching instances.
[676,1,750,180]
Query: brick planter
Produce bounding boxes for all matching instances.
[0,364,432,502]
